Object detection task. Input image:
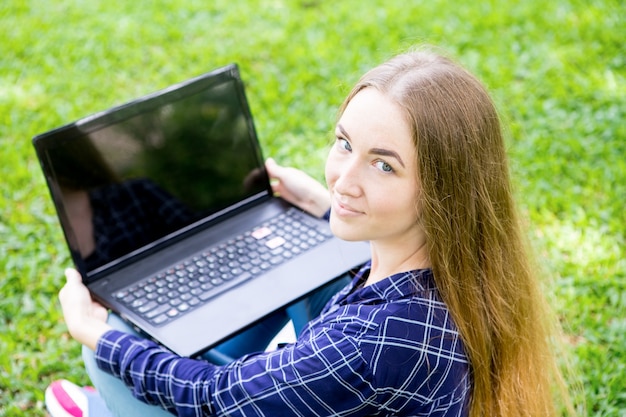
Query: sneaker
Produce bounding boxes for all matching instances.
[45,379,113,417]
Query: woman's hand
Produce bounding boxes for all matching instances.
[265,158,330,218]
[59,268,112,351]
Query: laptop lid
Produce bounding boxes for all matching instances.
[34,64,271,282]
[33,65,371,356]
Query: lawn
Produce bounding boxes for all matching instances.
[1,0,624,415]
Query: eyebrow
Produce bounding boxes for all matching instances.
[336,123,406,168]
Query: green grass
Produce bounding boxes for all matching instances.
[1,0,624,415]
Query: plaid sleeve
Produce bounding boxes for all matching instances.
[96,330,219,415]
[95,328,378,417]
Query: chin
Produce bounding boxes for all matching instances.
[329,217,367,242]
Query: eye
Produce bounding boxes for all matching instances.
[337,137,352,152]
[375,160,394,173]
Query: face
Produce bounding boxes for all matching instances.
[325,87,422,245]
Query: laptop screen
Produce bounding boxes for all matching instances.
[35,66,270,276]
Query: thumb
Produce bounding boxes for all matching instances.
[265,157,277,173]
[65,268,83,284]
[265,158,286,181]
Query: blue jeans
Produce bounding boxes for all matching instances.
[82,276,350,416]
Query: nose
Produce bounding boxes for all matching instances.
[328,156,362,198]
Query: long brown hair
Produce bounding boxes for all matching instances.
[340,48,572,416]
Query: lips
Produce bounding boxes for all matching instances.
[332,198,363,217]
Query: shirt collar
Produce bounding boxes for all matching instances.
[337,261,436,305]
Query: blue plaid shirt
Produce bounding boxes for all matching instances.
[95,263,470,416]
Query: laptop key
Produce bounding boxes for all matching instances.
[145,304,170,319]
[138,301,158,314]
[114,289,129,299]
[131,297,148,308]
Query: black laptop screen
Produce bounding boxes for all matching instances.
[38,69,269,275]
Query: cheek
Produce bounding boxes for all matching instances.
[371,190,418,221]
[324,151,339,189]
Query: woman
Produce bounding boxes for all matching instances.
[49,48,569,416]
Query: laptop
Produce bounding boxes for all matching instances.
[33,64,370,357]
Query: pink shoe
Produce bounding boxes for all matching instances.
[45,380,111,417]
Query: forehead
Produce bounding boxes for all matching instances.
[338,88,414,153]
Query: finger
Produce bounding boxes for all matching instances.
[92,302,109,321]
[265,158,286,180]
[265,158,276,179]
[64,268,82,284]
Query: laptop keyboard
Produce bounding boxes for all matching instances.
[112,208,333,326]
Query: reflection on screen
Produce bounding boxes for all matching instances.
[45,79,268,273]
